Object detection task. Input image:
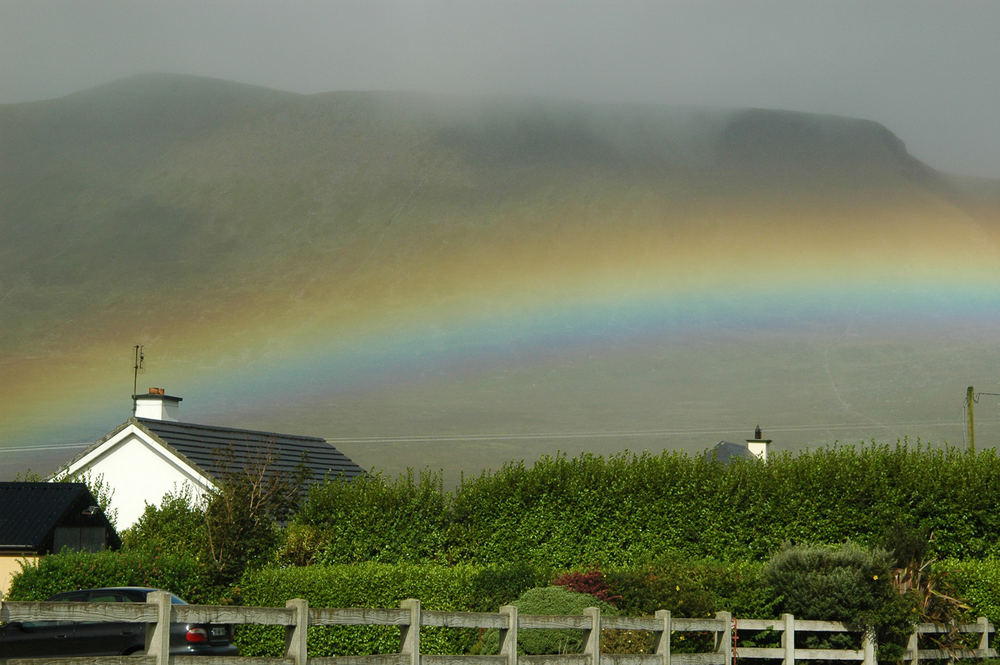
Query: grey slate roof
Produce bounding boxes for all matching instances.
[704,441,757,464]
[0,482,120,551]
[135,418,366,486]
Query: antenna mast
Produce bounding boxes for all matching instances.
[132,345,144,416]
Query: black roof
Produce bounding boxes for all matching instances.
[135,418,366,486]
[704,441,758,464]
[0,482,120,552]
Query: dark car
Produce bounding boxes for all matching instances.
[0,586,239,657]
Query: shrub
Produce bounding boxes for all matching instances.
[120,488,205,556]
[762,543,914,662]
[469,562,551,611]
[479,586,617,655]
[553,569,622,606]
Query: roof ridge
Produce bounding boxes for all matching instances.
[136,418,326,442]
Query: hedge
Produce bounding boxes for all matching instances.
[294,443,1000,567]
[234,562,547,656]
[5,549,221,604]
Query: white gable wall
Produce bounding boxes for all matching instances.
[59,424,216,529]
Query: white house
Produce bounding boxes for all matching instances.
[54,388,366,528]
[704,426,772,464]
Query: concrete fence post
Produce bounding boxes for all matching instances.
[500,605,518,665]
[285,598,309,665]
[584,607,602,665]
[144,590,172,665]
[977,616,990,657]
[715,611,732,665]
[862,629,876,665]
[401,598,421,665]
[654,609,672,665]
[907,626,919,665]
[781,613,795,665]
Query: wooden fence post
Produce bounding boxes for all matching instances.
[583,607,601,665]
[500,604,518,665]
[144,590,172,665]
[401,598,421,665]
[715,612,732,665]
[781,613,795,665]
[285,598,309,665]
[654,610,671,665]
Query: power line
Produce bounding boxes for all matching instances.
[323,419,986,446]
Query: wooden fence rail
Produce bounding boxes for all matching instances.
[1,593,995,665]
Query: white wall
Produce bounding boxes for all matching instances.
[62,426,214,529]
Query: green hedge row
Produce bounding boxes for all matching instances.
[293,444,1000,567]
[234,562,546,656]
[5,549,223,604]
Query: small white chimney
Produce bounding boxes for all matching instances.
[746,425,771,461]
[133,387,182,421]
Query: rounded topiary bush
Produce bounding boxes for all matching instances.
[480,586,617,655]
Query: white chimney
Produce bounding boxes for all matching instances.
[133,387,182,421]
[746,425,771,461]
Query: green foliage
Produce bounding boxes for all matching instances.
[291,470,449,564]
[939,558,1000,624]
[120,488,205,555]
[5,549,219,604]
[480,586,617,655]
[468,562,551,612]
[285,443,1000,568]
[762,543,914,662]
[606,558,773,618]
[235,563,482,657]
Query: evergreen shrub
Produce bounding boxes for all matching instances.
[762,543,914,662]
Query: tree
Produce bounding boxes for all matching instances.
[199,444,308,586]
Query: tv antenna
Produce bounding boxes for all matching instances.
[131,345,145,416]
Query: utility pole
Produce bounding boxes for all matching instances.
[967,386,975,452]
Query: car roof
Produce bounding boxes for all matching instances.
[48,587,187,603]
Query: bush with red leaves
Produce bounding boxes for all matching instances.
[552,569,622,606]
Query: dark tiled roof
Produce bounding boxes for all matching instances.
[0,482,119,551]
[704,441,757,464]
[136,418,366,486]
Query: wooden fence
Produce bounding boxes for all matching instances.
[1,593,996,665]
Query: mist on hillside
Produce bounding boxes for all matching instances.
[2,76,1000,482]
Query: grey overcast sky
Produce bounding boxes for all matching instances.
[2,0,998,177]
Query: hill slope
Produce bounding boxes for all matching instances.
[2,74,999,477]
